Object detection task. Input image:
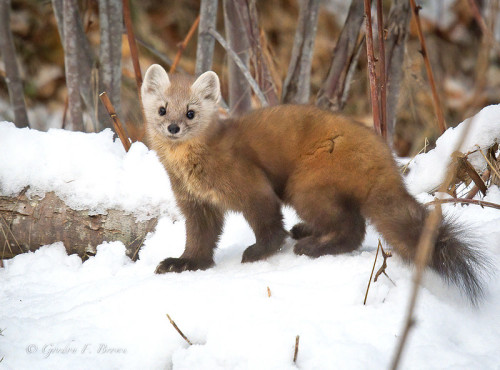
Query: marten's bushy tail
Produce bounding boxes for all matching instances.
[365,186,490,305]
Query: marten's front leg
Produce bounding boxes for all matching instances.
[239,185,288,263]
[155,196,224,273]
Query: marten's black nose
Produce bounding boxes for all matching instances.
[168,124,180,134]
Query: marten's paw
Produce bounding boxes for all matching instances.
[155,258,212,274]
[290,223,313,240]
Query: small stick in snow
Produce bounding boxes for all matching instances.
[364,239,381,305]
[166,314,193,346]
[293,335,300,363]
[99,92,131,152]
[267,286,272,297]
[170,15,200,74]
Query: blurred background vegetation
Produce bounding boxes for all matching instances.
[0,0,499,157]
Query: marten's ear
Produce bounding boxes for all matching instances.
[191,71,220,103]
[142,64,170,97]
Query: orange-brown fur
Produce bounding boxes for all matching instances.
[142,65,488,304]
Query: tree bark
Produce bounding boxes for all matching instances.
[282,0,320,104]
[0,0,30,128]
[63,0,84,131]
[223,0,252,115]
[316,0,367,111]
[0,191,158,261]
[195,0,218,75]
[385,0,411,141]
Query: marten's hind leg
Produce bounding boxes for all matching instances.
[291,191,366,257]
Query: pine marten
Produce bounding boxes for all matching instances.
[141,64,488,304]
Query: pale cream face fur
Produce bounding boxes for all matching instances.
[141,64,220,142]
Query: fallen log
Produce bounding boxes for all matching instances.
[0,190,158,261]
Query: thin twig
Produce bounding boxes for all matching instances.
[170,15,200,74]
[364,0,382,135]
[208,27,268,107]
[426,197,500,211]
[293,335,300,363]
[409,0,447,134]
[123,0,142,92]
[364,240,381,305]
[99,92,131,152]
[166,314,193,345]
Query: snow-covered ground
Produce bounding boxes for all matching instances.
[0,105,499,369]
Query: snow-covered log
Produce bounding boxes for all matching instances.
[0,191,157,261]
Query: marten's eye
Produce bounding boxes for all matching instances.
[186,110,195,119]
[158,106,166,116]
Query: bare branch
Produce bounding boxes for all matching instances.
[385,0,411,141]
[364,0,381,135]
[63,0,84,131]
[316,0,367,111]
[223,0,252,115]
[426,197,500,211]
[0,0,30,128]
[208,28,268,107]
[99,0,123,122]
[376,0,387,139]
[282,0,320,104]
[195,0,218,75]
[170,15,200,74]
[409,0,447,134]
[123,0,142,93]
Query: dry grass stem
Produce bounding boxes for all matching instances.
[99,92,131,152]
[166,314,193,346]
[364,239,381,305]
[409,0,446,134]
[170,15,200,74]
[293,335,300,363]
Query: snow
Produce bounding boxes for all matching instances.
[405,104,500,194]
[1,105,500,369]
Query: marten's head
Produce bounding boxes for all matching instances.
[141,64,220,142]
